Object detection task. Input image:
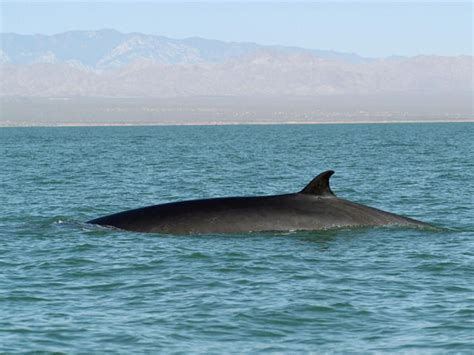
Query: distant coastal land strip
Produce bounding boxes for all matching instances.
[0,95,472,127]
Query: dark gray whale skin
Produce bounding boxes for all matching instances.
[88,171,431,234]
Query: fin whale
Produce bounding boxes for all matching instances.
[88,170,431,234]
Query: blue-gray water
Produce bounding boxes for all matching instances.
[1,123,473,353]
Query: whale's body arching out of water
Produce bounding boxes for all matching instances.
[88,170,431,234]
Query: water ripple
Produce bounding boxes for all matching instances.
[1,124,473,352]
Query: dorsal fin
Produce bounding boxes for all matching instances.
[300,170,335,197]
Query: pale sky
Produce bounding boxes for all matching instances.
[1,1,472,57]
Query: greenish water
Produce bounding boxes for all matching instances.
[1,123,473,353]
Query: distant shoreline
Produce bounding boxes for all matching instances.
[2,95,472,128]
[1,119,472,128]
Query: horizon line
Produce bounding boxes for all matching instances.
[2,120,473,129]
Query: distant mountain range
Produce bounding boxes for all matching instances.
[0,30,472,97]
[0,29,366,68]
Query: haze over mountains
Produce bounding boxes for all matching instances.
[1,29,472,97]
[0,30,472,125]
[1,29,366,67]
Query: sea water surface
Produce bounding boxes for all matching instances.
[1,123,473,353]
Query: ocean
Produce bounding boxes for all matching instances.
[1,123,473,353]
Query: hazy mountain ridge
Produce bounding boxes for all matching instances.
[0,30,472,98]
[0,29,365,68]
[1,53,471,97]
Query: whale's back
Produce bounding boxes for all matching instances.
[88,192,428,234]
